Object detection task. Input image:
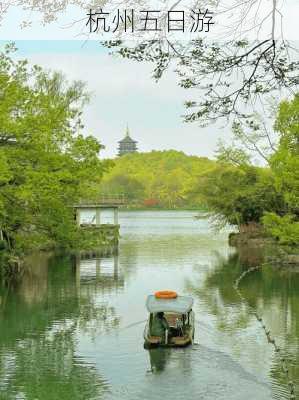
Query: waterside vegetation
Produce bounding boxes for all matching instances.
[198,95,299,248]
[0,44,112,270]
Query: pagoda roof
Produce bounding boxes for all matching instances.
[118,125,137,144]
[118,135,137,144]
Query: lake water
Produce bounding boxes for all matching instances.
[0,211,298,400]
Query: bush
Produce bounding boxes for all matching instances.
[262,213,299,245]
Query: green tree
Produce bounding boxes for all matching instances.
[263,95,299,245]
[101,174,145,202]
[0,44,110,255]
[199,163,285,229]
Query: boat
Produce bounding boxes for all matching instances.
[143,291,195,348]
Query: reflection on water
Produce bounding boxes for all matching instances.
[0,211,298,399]
[0,253,121,399]
[148,348,172,373]
[76,254,123,290]
[186,251,299,400]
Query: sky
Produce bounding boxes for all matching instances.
[1,39,232,159]
[0,2,298,160]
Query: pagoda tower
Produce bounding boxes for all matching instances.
[117,125,138,156]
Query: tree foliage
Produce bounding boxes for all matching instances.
[198,163,285,228]
[262,95,299,244]
[198,93,299,245]
[0,44,110,255]
[107,39,298,126]
[100,150,215,209]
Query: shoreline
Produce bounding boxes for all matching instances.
[229,231,299,267]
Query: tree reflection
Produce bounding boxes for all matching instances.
[186,251,299,398]
[186,252,252,331]
[0,324,110,400]
[0,252,122,399]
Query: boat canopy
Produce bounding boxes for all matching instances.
[146,295,193,314]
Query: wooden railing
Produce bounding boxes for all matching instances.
[75,194,127,207]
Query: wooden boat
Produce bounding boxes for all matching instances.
[144,291,195,348]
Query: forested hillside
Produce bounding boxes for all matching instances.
[100,150,216,209]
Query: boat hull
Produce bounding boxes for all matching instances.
[143,314,195,348]
[144,336,193,348]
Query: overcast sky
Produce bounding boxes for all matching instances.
[3,40,235,160]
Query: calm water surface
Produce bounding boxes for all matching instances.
[0,211,298,400]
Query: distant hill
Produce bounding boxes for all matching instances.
[100,150,216,209]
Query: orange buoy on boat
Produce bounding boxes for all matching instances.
[154,290,178,299]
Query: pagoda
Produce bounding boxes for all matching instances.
[117,125,138,156]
